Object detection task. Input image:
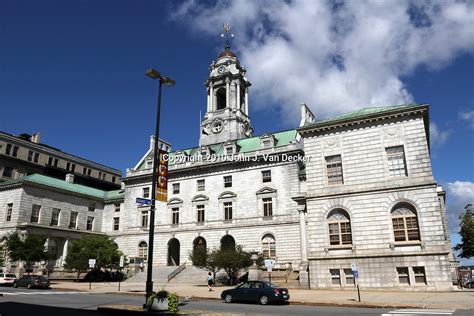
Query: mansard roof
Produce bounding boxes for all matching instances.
[0,174,124,202]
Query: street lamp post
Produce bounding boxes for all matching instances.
[145,68,175,303]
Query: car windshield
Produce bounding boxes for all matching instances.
[236,282,251,289]
[5,274,16,278]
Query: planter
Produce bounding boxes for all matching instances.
[150,298,168,311]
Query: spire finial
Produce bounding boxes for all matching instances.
[221,22,234,50]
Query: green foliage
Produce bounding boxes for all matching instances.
[189,246,220,279]
[64,235,123,280]
[146,290,172,311]
[167,292,179,313]
[4,232,49,265]
[213,245,252,285]
[454,204,474,259]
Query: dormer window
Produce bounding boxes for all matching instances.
[223,141,238,156]
[146,159,153,169]
[200,146,210,157]
[260,134,275,149]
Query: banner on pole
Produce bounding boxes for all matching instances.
[156,149,168,202]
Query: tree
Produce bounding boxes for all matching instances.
[454,204,474,259]
[214,245,253,285]
[64,235,123,281]
[189,246,220,280]
[4,232,49,268]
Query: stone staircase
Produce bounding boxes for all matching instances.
[125,266,180,284]
[168,265,210,285]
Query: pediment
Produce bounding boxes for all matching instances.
[192,194,209,202]
[256,187,277,195]
[168,197,184,205]
[218,191,237,199]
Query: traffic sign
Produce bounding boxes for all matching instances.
[354,271,359,279]
[119,256,124,268]
[264,259,275,268]
[88,259,96,268]
[136,197,151,205]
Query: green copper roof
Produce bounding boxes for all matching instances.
[316,104,424,125]
[0,174,124,201]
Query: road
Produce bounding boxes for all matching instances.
[0,286,471,316]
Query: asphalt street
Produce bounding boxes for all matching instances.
[0,286,471,316]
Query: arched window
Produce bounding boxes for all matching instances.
[216,88,226,110]
[391,203,420,242]
[220,235,235,251]
[261,234,276,258]
[138,241,148,260]
[327,209,352,246]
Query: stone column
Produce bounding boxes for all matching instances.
[226,77,230,109]
[297,204,309,287]
[206,86,210,112]
[244,87,249,115]
[236,81,241,111]
[61,239,69,266]
[209,83,214,112]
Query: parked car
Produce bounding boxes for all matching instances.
[0,273,17,285]
[221,281,290,305]
[13,275,50,289]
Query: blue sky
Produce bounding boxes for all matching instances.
[1,1,473,263]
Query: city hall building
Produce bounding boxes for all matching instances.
[0,44,454,290]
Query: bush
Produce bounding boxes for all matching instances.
[146,290,179,313]
[168,292,179,313]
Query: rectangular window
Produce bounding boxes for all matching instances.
[113,217,120,231]
[143,187,150,198]
[197,179,205,191]
[6,203,13,222]
[262,140,272,148]
[2,166,13,178]
[98,171,102,179]
[86,216,94,231]
[330,269,341,285]
[263,198,273,217]
[11,146,19,157]
[141,210,149,227]
[112,176,116,183]
[172,207,179,225]
[5,144,12,155]
[386,146,407,177]
[326,155,343,185]
[197,205,205,223]
[69,211,78,229]
[83,167,87,174]
[413,266,426,284]
[71,164,76,172]
[397,267,410,285]
[224,176,232,188]
[87,169,91,176]
[224,202,233,220]
[115,203,120,212]
[27,150,34,162]
[53,158,58,167]
[88,203,95,212]
[262,170,272,182]
[31,204,41,223]
[51,208,60,226]
[173,183,180,194]
[34,152,40,163]
[344,268,355,285]
[66,162,71,171]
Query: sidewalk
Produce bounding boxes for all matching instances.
[50,281,474,310]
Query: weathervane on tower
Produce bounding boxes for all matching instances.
[221,22,234,50]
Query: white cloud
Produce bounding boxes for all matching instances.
[429,122,450,148]
[446,181,474,234]
[459,110,474,128]
[172,0,474,124]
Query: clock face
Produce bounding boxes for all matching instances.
[211,120,223,134]
[217,66,226,74]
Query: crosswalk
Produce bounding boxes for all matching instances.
[1,291,87,296]
[382,309,456,316]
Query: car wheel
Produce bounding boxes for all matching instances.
[224,294,233,303]
[13,282,17,288]
[27,283,32,289]
[259,295,269,305]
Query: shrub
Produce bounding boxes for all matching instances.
[168,292,179,313]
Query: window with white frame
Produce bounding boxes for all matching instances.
[69,211,78,229]
[413,266,426,284]
[143,187,150,199]
[343,268,355,285]
[113,217,120,231]
[141,210,149,227]
[262,170,272,182]
[391,203,420,242]
[197,205,205,223]
[261,234,276,258]
[263,197,273,217]
[86,216,94,231]
[27,150,34,162]
[51,208,60,226]
[197,179,205,191]
[224,176,232,188]
[173,183,180,194]
[172,207,179,225]
[30,204,41,223]
[115,203,120,212]
[224,202,233,220]
[138,241,148,259]
[326,155,343,185]
[397,267,410,284]
[386,146,407,177]
[6,203,13,222]
[327,209,352,246]
[330,269,341,285]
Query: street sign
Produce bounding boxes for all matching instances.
[351,262,359,272]
[354,271,359,279]
[264,259,275,268]
[119,256,124,268]
[88,259,96,268]
[267,266,272,273]
[136,197,151,205]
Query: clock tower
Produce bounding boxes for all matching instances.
[200,24,253,146]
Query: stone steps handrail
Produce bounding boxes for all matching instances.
[167,262,186,281]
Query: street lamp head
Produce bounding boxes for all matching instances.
[145,68,161,80]
[162,76,176,87]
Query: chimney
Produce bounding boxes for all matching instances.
[299,103,316,127]
[65,173,75,184]
[31,132,41,143]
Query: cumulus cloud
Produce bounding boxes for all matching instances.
[172,0,474,124]
[459,110,474,128]
[446,181,474,234]
[429,122,450,148]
